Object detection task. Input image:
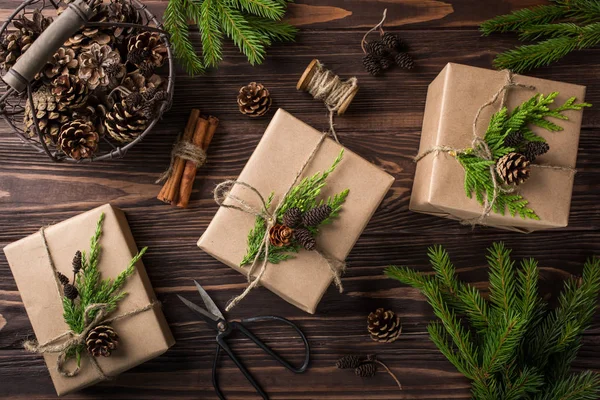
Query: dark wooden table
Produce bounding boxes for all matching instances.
[1,1,600,399]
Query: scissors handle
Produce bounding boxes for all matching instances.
[213,340,268,400]
[237,316,310,373]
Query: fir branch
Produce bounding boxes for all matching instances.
[228,0,285,20]
[536,371,600,400]
[163,0,205,75]
[428,322,475,380]
[384,265,431,290]
[487,242,517,314]
[480,5,565,35]
[195,0,223,68]
[245,16,297,43]
[503,367,545,400]
[216,1,266,65]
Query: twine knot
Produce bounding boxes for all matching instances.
[156,133,208,184]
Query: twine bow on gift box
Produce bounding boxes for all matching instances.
[413,70,587,226]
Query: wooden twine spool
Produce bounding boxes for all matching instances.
[296,59,359,115]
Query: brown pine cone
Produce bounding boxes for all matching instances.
[336,355,362,369]
[58,119,99,160]
[282,207,302,228]
[524,141,550,162]
[72,94,109,137]
[381,32,407,52]
[104,94,149,143]
[51,74,89,111]
[504,130,524,149]
[122,71,165,97]
[63,3,112,51]
[379,56,394,70]
[302,205,332,227]
[0,10,52,71]
[78,43,125,90]
[57,271,70,286]
[394,52,414,70]
[367,308,402,343]
[365,40,387,57]
[237,82,272,118]
[72,250,82,275]
[496,152,530,185]
[86,325,119,357]
[24,86,69,145]
[107,0,142,41]
[355,362,377,377]
[294,227,316,251]
[63,283,79,301]
[269,224,294,247]
[43,47,79,80]
[363,54,382,76]
[127,31,167,71]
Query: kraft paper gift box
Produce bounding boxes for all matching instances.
[410,63,587,232]
[198,109,394,313]
[3,204,175,396]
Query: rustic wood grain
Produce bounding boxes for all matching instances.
[1,0,600,399]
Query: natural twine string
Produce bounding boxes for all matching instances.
[156,133,207,184]
[23,227,159,378]
[304,60,357,142]
[214,131,346,311]
[413,70,576,226]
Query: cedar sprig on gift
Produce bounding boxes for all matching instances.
[60,213,147,364]
[385,243,600,399]
[241,150,349,265]
[454,92,590,220]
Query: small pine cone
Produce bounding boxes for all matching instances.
[63,283,79,300]
[51,74,89,111]
[365,40,387,57]
[302,205,332,227]
[282,207,302,228]
[58,119,99,160]
[294,227,316,251]
[368,308,402,343]
[269,224,294,247]
[496,152,531,185]
[72,250,82,275]
[381,32,407,52]
[57,271,70,285]
[127,31,167,69]
[104,96,149,143]
[379,56,394,70]
[394,52,414,70]
[504,130,524,148]
[363,54,382,76]
[524,141,550,162]
[86,325,119,357]
[336,355,362,369]
[355,362,377,377]
[237,82,272,118]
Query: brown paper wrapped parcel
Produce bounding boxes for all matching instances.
[3,204,175,396]
[198,109,394,313]
[410,63,586,232]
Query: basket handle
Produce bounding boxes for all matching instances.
[3,0,95,92]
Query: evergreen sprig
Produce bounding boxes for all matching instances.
[62,213,148,363]
[241,150,348,265]
[454,92,590,220]
[481,0,600,73]
[163,0,297,75]
[385,243,600,399]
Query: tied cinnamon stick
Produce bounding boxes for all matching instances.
[176,115,220,208]
[157,109,201,204]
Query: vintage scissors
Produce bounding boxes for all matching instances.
[177,281,310,400]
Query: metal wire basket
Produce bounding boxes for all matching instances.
[0,0,174,162]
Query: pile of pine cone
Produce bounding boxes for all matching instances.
[363,32,414,77]
[495,131,550,186]
[0,0,169,160]
[269,205,332,251]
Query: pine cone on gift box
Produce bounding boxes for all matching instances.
[57,271,70,286]
[104,93,149,143]
[24,86,69,144]
[269,224,294,247]
[504,130,524,149]
[336,355,362,369]
[302,205,332,227]
[86,325,119,357]
[524,141,550,162]
[394,52,414,70]
[282,207,302,228]
[72,250,82,275]
[43,47,79,80]
[237,82,272,118]
[496,152,530,185]
[58,119,100,160]
[63,283,79,301]
[127,31,167,73]
[51,74,89,111]
[294,227,316,251]
[367,308,402,343]
[78,43,126,90]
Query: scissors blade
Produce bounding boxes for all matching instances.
[194,280,225,320]
[177,294,221,329]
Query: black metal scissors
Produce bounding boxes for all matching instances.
[177,281,310,400]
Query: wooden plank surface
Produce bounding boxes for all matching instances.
[1,0,599,399]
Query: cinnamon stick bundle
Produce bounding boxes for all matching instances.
[157,110,219,208]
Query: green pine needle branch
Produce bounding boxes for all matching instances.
[241,150,349,265]
[163,0,297,75]
[62,213,148,363]
[453,92,590,220]
[481,0,600,73]
[385,243,600,400]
